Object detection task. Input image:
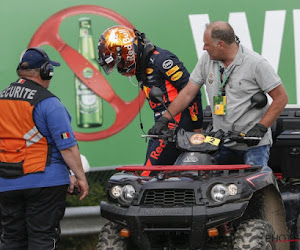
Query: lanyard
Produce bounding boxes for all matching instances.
[218,65,235,96]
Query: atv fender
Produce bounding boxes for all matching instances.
[263,185,290,250]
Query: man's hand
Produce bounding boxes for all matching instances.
[148,117,169,135]
[67,176,89,200]
[67,175,77,194]
[245,123,268,146]
[76,179,89,200]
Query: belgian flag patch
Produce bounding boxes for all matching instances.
[61,132,70,139]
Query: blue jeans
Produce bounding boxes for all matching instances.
[214,145,270,166]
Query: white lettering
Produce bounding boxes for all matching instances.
[294,9,300,104]
[4,87,10,98]
[261,10,286,72]
[119,28,127,35]
[22,88,32,99]
[14,86,21,98]
[124,44,133,50]
[123,37,131,43]
[127,55,135,61]
[228,12,253,51]
[19,86,25,98]
[118,30,135,63]
[188,14,210,60]
[8,86,16,97]
[27,90,37,99]
[188,14,210,104]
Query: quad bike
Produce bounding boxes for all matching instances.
[97,88,300,250]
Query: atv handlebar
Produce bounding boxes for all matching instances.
[224,131,261,144]
[143,129,261,145]
[142,129,176,143]
[141,135,161,138]
[243,136,262,140]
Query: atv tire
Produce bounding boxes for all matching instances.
[233,219,276,250]
[97,222,130,250]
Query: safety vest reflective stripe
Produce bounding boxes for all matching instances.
[24,126,43,147]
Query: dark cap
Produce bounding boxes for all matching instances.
[18,48,60,69]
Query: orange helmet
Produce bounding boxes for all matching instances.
[98,25,138,77]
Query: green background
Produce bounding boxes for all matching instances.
[1,0,299,167]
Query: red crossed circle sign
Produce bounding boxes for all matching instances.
[28,5,145,141]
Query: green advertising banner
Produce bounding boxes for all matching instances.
[1,0,300,167]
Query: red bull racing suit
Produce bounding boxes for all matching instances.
[139,46,203,170]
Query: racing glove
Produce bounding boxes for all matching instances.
[245,123,268,147]
[148,117,169,135]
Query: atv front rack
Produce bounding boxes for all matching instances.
[116,165,251,171]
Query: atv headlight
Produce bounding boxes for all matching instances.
[211,184,228,202]
[120,185,136,204]
[228,184,238,196]
[110,185,122,199]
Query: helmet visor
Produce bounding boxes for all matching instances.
[117,61,136,76]
[98,55,121,75]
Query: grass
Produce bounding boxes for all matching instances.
[59,234,99,250]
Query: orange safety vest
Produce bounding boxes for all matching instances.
[0,78,55,178]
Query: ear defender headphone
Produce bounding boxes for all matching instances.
[17,47,54,80]
[30,47,54,80]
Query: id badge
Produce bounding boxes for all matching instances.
[213,95,226,115]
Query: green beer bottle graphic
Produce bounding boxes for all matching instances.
[75,17,103,128]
